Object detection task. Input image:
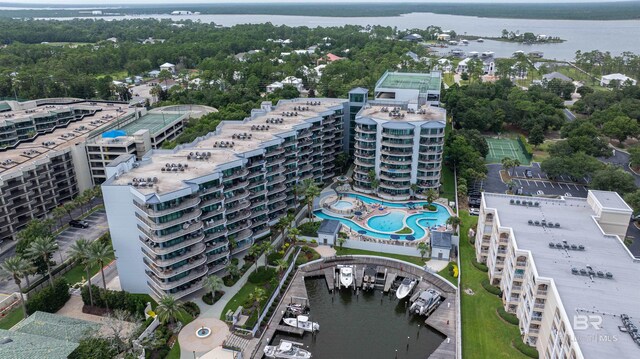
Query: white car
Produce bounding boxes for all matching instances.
[469,208,480,216]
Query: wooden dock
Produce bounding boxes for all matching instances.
[323,268,335,291]
[425,296,457,359]
[275,325,305,336]
[383,272,396,292]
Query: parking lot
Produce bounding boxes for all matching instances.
[477,163,590,199]
[0,209,108,294]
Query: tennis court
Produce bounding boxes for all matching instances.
[485,137,530,165]
[119,113,182,135]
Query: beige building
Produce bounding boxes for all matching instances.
[475,190,639,359]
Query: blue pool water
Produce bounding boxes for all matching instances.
[314,193,451,240]
[367,211,405,232]
[333,200,353,210]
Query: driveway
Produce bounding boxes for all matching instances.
[0,209,108,294]
[624,220,640,257]
[598,148,640,187]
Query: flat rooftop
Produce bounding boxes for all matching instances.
[109,98,346,193]
[483,192,639,358]
[376,71,441,93]
[359,105,446,123]
[0,102,131,177]
[119,112,182,136]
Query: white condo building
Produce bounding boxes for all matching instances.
[475,190,640,359]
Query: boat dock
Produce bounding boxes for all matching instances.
[424,295,457,359]
[383,272,396,292]
[274,325,305,336]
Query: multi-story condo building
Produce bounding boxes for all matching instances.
[352,104,446,200]
[0,98,209,242]
[475,190,639,359]
[102,99,348,298]
[374,71,442,106]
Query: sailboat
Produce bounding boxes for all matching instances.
[395,278,417,299]
[264,340,312,359]
[283,315,320,332]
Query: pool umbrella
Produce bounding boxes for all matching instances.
[390,234,400,240]
[407,202,415,205]
[358,230,367,234]
[406,235,416,241]
[354,211,362,216]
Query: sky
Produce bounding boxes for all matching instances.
[1,0,632,5]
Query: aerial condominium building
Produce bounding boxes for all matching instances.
[0,98,208,242]
[352,104,446,200]
[476,190,639,359]
[102,99,348,298]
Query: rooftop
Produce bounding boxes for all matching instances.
[11,311,100,343]
[109,98,346,194]
[431,231,452,248]
[376,71,441,93]
[482,192,640,358]
[318,219,341,235]
[359,105,446,123]
[119,111,183,136]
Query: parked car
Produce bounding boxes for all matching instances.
[469,208,480,216]
[69,219,89,229]
[525,170,533,178]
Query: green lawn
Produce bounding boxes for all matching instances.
[62,252,115,286]
[167,309,194,359]
[335,247,427,266]
[441,165,456,203]
[219,282,259,321]
[437,261,458,286]
[0,307,24,329]
[458,211,529,359]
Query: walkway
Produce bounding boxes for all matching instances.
[314,245,336,258]
[178,317,229,355]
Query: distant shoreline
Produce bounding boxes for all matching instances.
[2,2,640,21]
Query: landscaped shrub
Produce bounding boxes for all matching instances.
[298,221,321,237]
[248,267,276,284]
[472,259,489,272]
[448,263,459,278]
[26,278,70,314]
[513,339,540,358]
[231,257,239,266]
[267,251,284,265]
[80,285,147,315]
[183,301,200,318]
[202,291,224,305]
[481,279,502,296]
[68,337,118,359]
[497,306,519,325]
[295,246,321,265]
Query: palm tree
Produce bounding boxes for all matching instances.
[275,259,288,277]
[446,216,462,234]
[249,287,267,320]
[424,189,438,208]
[203,275,224,302]
[303,181,321,219]
[226,262,241,279]
[501,157,514,176]
[410,184,419,199]
[89,240,114,292]
[248,245,261,270]
[156,295,185,325]
[288,227,301,243]
[0,256,34,319]
[417,242,429,260]
[336,236,346,250]
[69,238,94,307]
[368,170,379,194]
[25,236,58,287]
[261,242,274,267]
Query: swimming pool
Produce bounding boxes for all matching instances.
[314,193,451,240]
[333,200,354,210]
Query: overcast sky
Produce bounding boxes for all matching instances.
[2,0,631,5]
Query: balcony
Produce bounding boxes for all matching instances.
[135,197,201,217]
[531,316,543,323]
[534,303,545,309]
[381,132,413,139]
[354,159,375,167]
[224,168,249,181]
[380,148,412,157]
[199,185,223,196]
[266,147,285,157]
[267,175,286,185]
[536,290,548,297]
[200,196,224,208]
[355,126,376,134]
[354,142,376,151]
[143,243,207,268]
[225,190,250,204]
[355,135,376,142]
[417,157,440,164]
[226,199,251,214]
[146,266,207,291]
[206,251,229,264]
[268,193,287,205]
[379,181,410,190]
[224,180,249,193]
[269,201,287,213]
[381,140,413,148]
[139,234,204,256]
[379,173,411,182]
[512,286,523,292]
[227,210,252,226]
[269,156,286,166]
[144,255,207,279]
[268,185,287,196]
[137,209,202,231]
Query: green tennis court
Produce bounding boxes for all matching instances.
[119,113,182,135]
[485,137,530,165]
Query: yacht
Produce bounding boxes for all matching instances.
[477,38,485,42]
[362,266,377,291]
[395,278,417,299]
[338,265,354,289]
[283,315,320,332]
[264,340,312,359]
[409,289,442,316]
[286,303,309,316]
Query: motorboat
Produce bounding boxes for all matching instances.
[409,289,442,316]
[477,38,484,42]
[285,303,309,316]
[283,315,320,332]
[362,266,377,291]
[395,278,417,299]
[264,340,312,359]
[339,265,354,289]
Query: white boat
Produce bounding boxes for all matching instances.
[395,278,417,299]
[264,340,312,359]
[409,289,442,316]
[477,38,484,42]
[286,303,309,316]
[339,266,354,289]
[283,315,320,332]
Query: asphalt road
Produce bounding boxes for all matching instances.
[0,209,108,294]
[598,148,640,186]
[482,163,589,198]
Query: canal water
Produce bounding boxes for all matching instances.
[271,278,445,359]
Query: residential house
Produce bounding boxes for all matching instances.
[159,62,176,74]
[601,73,637,87]
[402,33,423,42]
[437,34,451,41]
